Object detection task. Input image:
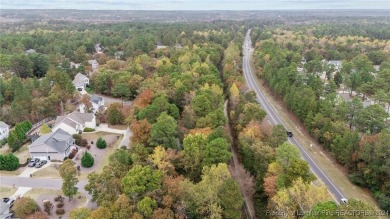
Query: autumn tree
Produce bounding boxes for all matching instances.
[111,194,134,219]
[79,94,93,113]
[88,207,112,219]
[107,102,125,125]
[130,119,152,145]
[69,207,90,219]
[85,168,123,207]
[269,177,328,217]
[12,197,39,219]
[58,159,78,200]
[183,163,243,219]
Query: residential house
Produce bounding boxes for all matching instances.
[95,44,103,53]
[53,112,96,135]
[328,60,343,71]
[156,42,168,49]
[29,128,76,161]
[0,121,9,141]
[115,51,124,60]
[70,62,81,69]
[79,95,105,113]
[72,73,89,91]
[88,59,99,70]
[25,49,36,55]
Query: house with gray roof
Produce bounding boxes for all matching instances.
[0,121,9,141]
[53,112,96,135]
[72,73,89,91]
[79,95,105,113]
[29,128,76,161]
[88,59,99,70]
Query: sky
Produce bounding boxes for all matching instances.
[1,0,389,10]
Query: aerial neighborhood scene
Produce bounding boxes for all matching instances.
[0,0,389,218]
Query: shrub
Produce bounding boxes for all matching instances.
[54,195,63,202]
[12,197,39,219]
[83,127,95,132]
[0,138,7,147]
[0,153,20,171]
[72,134,82,145]
[81,152,94,168]
[56,208,65,215]
[80,139,88,147]
[26,211,49,219]
[68,148,78,159]
[90,140,94,144]
[86,145,91,150]
[43,201,53,215]
[96,137,107,149]
[57,202,64,208]
[8,120,32,151]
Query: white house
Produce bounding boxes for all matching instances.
[0,121,9,140]
[29,128,76,161]
[70,62,81,69]
[88,59,99,70]
[79,95,105,113]
[72,73,89,91]
[25,49,36,55]
[53,112,96,135]
[328,60,343,70]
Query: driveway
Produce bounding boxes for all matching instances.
[119,128,131,148]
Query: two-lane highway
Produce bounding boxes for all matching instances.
[242,29,346,203]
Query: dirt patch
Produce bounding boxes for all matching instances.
[30,190,87,219]
[72,132,121,179]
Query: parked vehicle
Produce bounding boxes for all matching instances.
[2,197,10,203]
[286,131,293,137]
[35,160,47,168]
[28,158,40,167]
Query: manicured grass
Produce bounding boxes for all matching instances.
[95,136,122,174]
[24,188,62,199]
[33,164,61,178]
[0,186,17,197]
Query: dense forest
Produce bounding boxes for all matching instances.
[1,11,389,218]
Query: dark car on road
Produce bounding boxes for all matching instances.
[35,160,47,168]
[2,197,10,203]
[28,158,40,167]
[286,131,293,137]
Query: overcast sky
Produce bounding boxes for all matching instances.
[1,0,389,10]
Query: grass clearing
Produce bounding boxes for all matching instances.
[24,188,63,200]
[94,136,122,174]
[33,164,61,178]
[0,186,17,197]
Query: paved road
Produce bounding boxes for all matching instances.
[242,29,346,203]
[0,176,96,208]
